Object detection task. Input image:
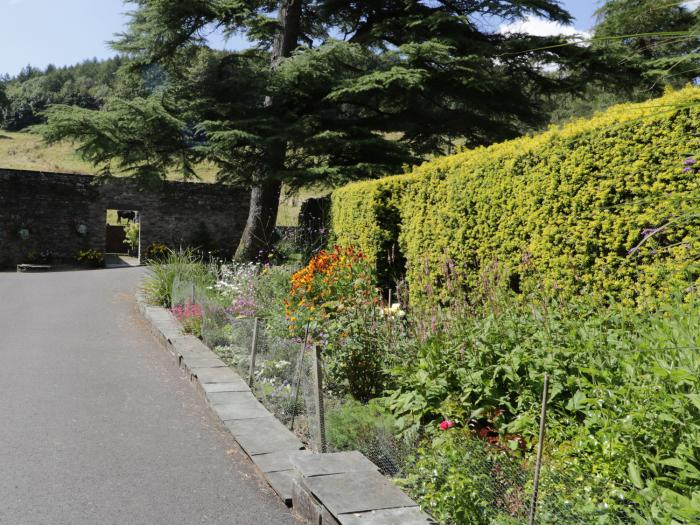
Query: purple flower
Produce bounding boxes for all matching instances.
[683,157,696,166]
[641,227,662,239]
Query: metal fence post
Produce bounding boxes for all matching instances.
[312,344,327,453]
[289,321,311,430]
[190,282,196,305]
[529,373,549,525]
[248,317,260,388]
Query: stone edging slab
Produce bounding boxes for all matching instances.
[135,291,433,524]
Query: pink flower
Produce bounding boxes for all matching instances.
[439,420,455,431]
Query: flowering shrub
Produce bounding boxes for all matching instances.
[286,245,377,332]
[285,246,409,400]
[214,262,259,317]
[439,420,454,431]
[171,300,203,337]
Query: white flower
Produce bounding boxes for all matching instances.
[379,302,406,319]
[76,224,88,236]
[18,228,30,240]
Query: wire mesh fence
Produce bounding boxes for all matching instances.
[171,274,636,525]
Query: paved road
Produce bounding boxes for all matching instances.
[0,267,298,525]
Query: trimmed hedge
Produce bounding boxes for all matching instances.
[331,173,418,288]
[331,87,700,305]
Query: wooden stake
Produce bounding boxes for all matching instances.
[529,374,549,525]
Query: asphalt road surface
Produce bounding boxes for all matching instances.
[0,267,298,525]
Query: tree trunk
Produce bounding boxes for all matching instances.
[235,0,302,260]
[234,177,283,260]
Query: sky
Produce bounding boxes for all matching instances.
[0,1,602,77]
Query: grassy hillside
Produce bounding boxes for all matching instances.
[0,131,99,174]
[0,131,326,226]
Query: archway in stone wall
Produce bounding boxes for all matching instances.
[105,209,140,267]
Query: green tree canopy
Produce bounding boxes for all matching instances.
[0,58,125,131]
[594,0,700,90]
[43,0,613,260]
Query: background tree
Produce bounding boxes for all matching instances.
[0,58,124,131]
[594,0,700,91]
[0,81,8,115]
[42,0,612,260]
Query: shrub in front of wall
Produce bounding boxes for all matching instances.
[76,249,104,268]
[144,242,170,262]
[332,87,700,306]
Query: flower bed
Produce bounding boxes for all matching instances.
[144,247,700,524]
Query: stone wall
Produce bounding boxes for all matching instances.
[0,168,250,267]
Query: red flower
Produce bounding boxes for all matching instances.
[439,420,455,430]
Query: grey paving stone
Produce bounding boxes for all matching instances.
[291,451,377,478]
[292,478,322,524]
[211,392,270,421]
[167,335,192,348]
[207,390,256,406]
[160,326,183,342]
[177,351,213,366]
[265,469,300,506]
[253,450,311,473]
[336,507,433,525]
[303,471,416,516]
[200,380,250,393]
[174,336,210,354]
[321,507,341,525]
[181,355,226,371]
[192,366,246,384]
[224,417,304,456]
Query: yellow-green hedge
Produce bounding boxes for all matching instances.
[331,87,700,306]
[331,174,418,287]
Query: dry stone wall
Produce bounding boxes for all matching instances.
[0,168,250,267]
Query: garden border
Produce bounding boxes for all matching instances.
[135,290,433,525]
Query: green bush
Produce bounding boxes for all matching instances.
[144,242,169,262]
[142,249,213,307]
[403,430,526,524]
[331,88,700,306]
[326,399,407,475]
[386,291,700,524]
[76,248,104,268]
[254,265,295,338]
[124,222,139,253]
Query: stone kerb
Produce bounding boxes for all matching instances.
[135,291,433,524]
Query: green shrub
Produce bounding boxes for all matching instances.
[144,242,169,262]
[76,249,104,268]
[298,196,331,261]
[142,249,213,307]
[124,222,139,253]
[403,430,526,524]
[404,428,627,525]
[331,87,700,306]
[255,265,295,338]
[326,399,407,475]
[386,291,700,524]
